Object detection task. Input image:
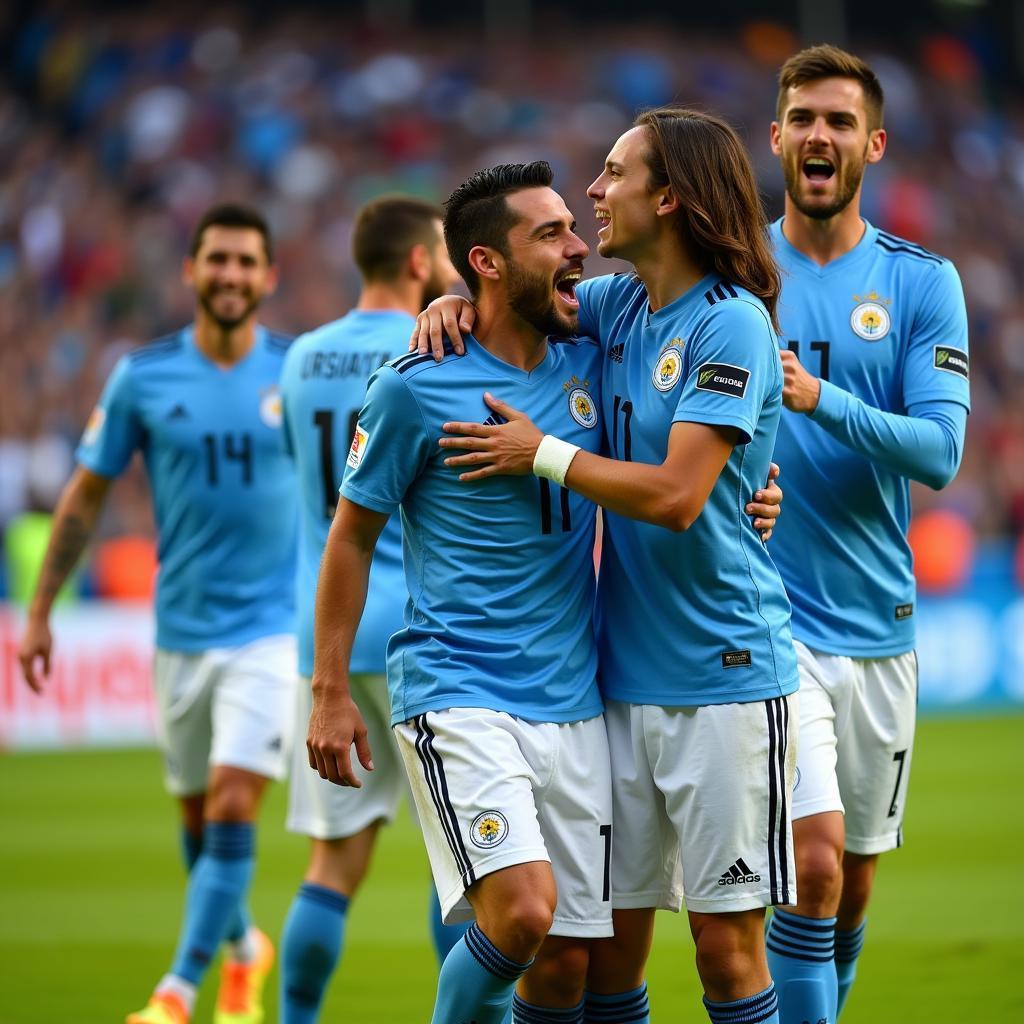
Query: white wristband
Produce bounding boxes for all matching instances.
[533,434,581,486]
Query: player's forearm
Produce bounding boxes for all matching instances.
[564,450,703,532]
[310,530,374,700]
[27,469,109,621]
[809,382,966,490]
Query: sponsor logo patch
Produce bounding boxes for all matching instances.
[933,345,969,379]
[470,810,509,849]
[895,603,914,621]
[347,425,369,468]
[82,406,106,447]
[721,649,752,669]
[695,363,749,399]
[568,387,598,429]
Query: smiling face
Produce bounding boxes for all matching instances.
[771,76,886,221]
[477,186,589,337]
[587,126,665,263]
[184,225,276,329]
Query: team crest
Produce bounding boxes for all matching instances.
[82,406,106,446]
[347,425,369,468]
[568,387,598,429]
[850,292,892,341]
[652,344,684,391]
[259,387,283,427]
[470,810,509,849]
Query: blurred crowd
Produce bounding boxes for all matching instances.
[1,8,1022,595]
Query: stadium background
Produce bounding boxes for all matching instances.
[0,1,1022,1021]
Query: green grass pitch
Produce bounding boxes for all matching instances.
[1,714,1022,1022]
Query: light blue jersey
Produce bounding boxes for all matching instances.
[280,310,410,678]
[770,219,971,657]
[341,336,605,726]
[76,327,297,651]
[578,273,798,706]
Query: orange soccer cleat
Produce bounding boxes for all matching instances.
[214,927,276,1024]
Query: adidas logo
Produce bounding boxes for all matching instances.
[718,858,761,886]
[482,413,507,426]
[609,343,624,363]
[267,735,282,752]
[166,403,189,420]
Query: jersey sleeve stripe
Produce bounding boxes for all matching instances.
[874,237,943,266]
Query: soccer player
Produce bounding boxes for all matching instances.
[307,162,615,1024]
[18,204,297,1024]
[758,46,970,1024]
[420,110,798,1024]
[276,195,466,1022]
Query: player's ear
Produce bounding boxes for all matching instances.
[181,256,195,288]
[769,121,783,156]
[263,262,280,296]
[467,245,501,284]
[408,242,430,283]
[655,185,680,218]
[866,127,886,165]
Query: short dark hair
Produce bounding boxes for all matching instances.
[352,196,444,283]
[189,203,274,263]
[777,44,885,131]
[443,161,553,296]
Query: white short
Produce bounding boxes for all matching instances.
[287,674,407,840]
[791,640,918,855]
[606,696,798,914]
[395,709,614,939]
[153,634,297,797]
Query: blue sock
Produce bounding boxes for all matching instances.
[766,908,837,1024]
[429,882,472,964]
[431,923,533,1024]
[169,822,255,985]
[834,920,866,1016]
[584,985,650,1023]
[513,994,584,1022]
[279,882,349,1024]
[180,825,251,946]
[704,984,779,1024]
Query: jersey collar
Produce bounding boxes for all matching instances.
[771,217,879,277]
[464,333,559,384]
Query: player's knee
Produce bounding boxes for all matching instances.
[693,918,762,994]
[530,939,590,997]
[485,895,554,956]
[795,839,843,911]
[205,782,260,823]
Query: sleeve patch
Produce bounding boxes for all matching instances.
[82,406,106,447]
[933,345,969,379]
[695,363,750,399]
[347,424,369,468]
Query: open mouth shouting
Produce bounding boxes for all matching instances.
[802,156,836,185]
[555,266,583,310]
[595,208,611,237]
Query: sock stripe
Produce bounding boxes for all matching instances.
[464,924,532,982]
[202,822,255,860]
[835,921,867,963]
[704,984,778,1023]
[766,912,836,958]
[584,985,650,1022]
[298,882,349,914]
[414,715,476,889]
[512,993,585,1022]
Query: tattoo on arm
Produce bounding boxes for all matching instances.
[36,513,91,604]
